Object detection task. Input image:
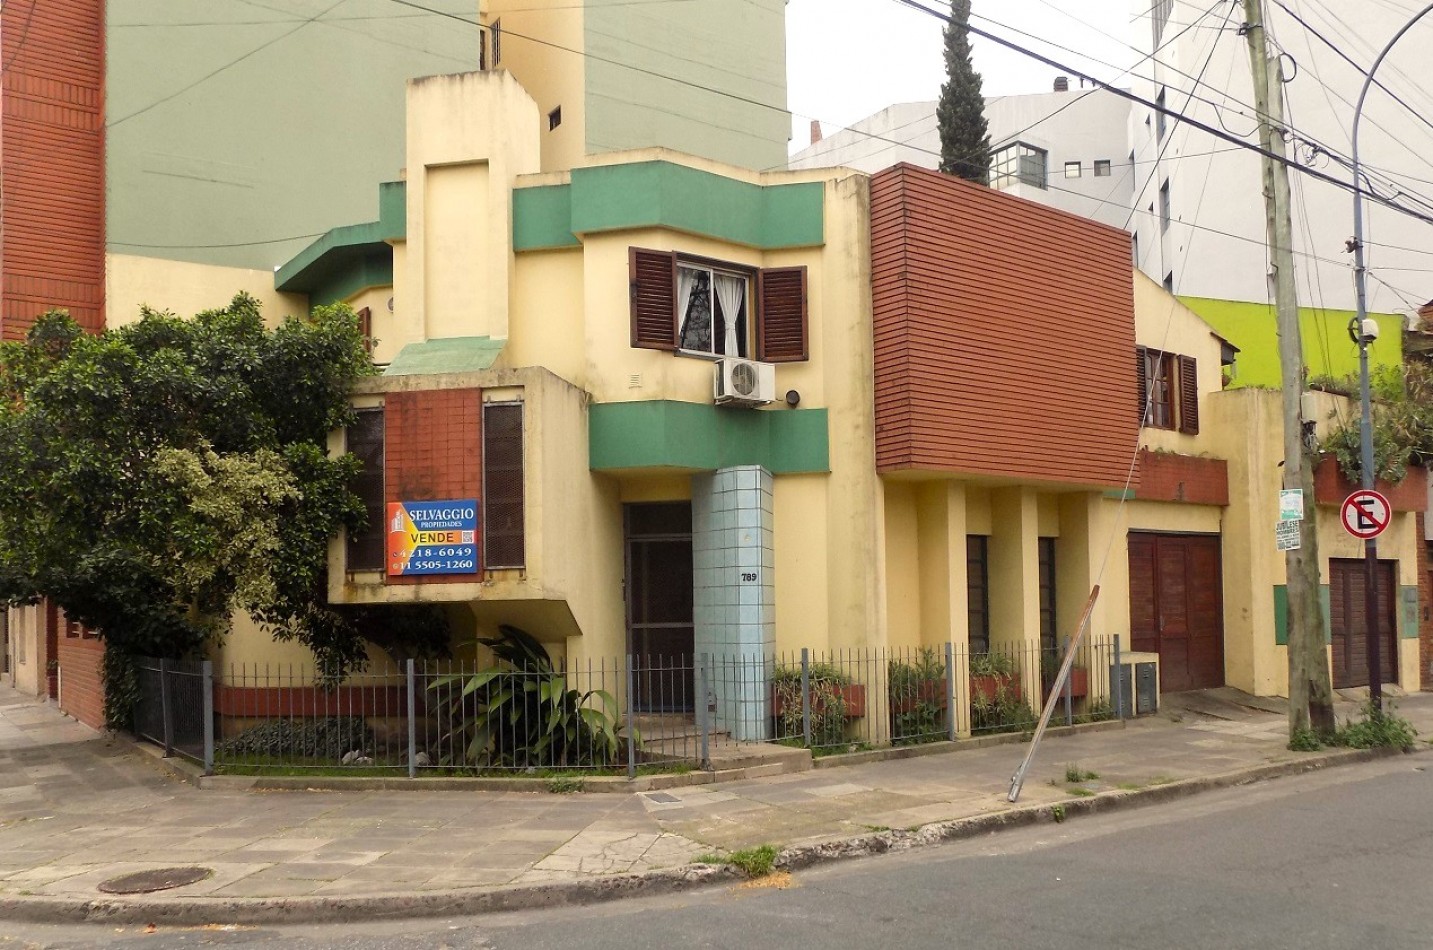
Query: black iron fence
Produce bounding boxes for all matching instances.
[135,636,1126,777]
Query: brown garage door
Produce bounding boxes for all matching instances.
[1129,533,1224,692]
[1328,558,1398,689]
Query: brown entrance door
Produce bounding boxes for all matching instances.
[1329,558,1398,689]
[1129,533,1225,692]
[625,502,695,712]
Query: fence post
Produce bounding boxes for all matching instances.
[201,660,214,776]
[406,658,417,779]
[944,642,957,741]
[1113,634,1124,720]
[800,648,812,748]
[625,653,637,780]
[1062,638,1073,727]
[158,658,173,758]
[698,654,711,770]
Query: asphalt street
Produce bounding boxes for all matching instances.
[5,755,1431,950]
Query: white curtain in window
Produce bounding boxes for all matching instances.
[714,274,745,358]
[676,267,699,344]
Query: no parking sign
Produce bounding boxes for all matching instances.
[1341,490,1391,541]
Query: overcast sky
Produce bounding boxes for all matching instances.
[786,0,1140,142]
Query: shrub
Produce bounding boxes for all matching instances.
[889,647,947,744]
[1332,701,1417,751]
[772,663,851,747]
[217,716,372,761]
[428,624,629,769]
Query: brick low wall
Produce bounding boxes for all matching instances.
[1135,449,1229,506]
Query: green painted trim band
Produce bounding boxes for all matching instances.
[379,181,407,241]
[1401,586,1420,639]
[589,400,828,474]
[1274,584,1332,646]
[514,161,824,252]
[513,185,579,250]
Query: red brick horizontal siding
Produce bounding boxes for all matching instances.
[1135,450,1229,506]
[56,627,105,729]
[1,0,105,340]
[870,163,1138,488]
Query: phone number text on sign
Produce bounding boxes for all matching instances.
[387,500,481,576]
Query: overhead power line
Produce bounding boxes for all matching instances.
[889,0,1433,228]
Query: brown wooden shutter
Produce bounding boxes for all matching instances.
[1177,354,1199,434]
[629,248,678,350]
[1135,345,1148,423]
[756,266,809,362]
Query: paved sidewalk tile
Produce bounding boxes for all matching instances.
[2,681,1430,906]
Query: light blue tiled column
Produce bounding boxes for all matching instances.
[693,465,775,741]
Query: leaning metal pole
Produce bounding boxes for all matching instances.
[1350,2,1433,711]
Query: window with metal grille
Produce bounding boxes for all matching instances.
[346,408,386,572]
[968,535,990,655]
[483,402,526,569]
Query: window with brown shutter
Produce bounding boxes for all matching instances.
[629,248,678,350]
[628,246,809,362]
[757,266,808,362]
[1136,345,1148,423]
[356,306,374,355]
[346,408,386,572]
[483,402,525,569]
[1177,355,1199,434]
[967,536,990,655]
[1137,347,1199,434]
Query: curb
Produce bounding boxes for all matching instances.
[0,743,1413,926]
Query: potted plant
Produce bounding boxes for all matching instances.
[888,647,948,715]
[1040,650,1088,699]
[770,664,866,719]
[969,651,1021,705]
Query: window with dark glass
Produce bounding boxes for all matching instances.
[1039,537,1057,652]
[483,402,526,569]
[1094,159,1111,177]
[968,535,990,655]
[990,141,1047,190]
[346,408,385,572]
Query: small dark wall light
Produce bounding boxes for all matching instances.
[548,106,562,131]
[785,389,801,407]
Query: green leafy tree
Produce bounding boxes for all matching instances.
[937,0,991,183]
[0,295,445,727]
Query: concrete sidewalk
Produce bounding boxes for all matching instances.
[1,683,1428,923]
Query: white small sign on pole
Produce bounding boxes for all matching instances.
[1275,520,1301,551]
[1279,489,1304,522]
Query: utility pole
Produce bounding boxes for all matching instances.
[1242,0,1337,737]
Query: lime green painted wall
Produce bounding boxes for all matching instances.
[1181,297,1404,388]
[514,162,824,251]
[583,0,788,172]
[589,401,829,474]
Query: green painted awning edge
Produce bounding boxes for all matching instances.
[384,336,507,376]
[276,181,405,297]
[589,400,829,474]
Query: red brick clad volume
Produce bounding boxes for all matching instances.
[385,388,483,585]
[56,624,105,730]
[1,0,106,340]
[1135,450,1229,506]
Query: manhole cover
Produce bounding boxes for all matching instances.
[98,867,213,895]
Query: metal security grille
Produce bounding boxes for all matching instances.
[483,402,525,568]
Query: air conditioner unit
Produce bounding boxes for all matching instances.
[714,358,775,407]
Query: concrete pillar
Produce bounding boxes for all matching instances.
[990,487,1041,700]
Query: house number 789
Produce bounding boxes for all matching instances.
[740,572,759,583]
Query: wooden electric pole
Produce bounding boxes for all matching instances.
[1242,0,1337,737]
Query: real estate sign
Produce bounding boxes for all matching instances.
[387,500,480,576]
